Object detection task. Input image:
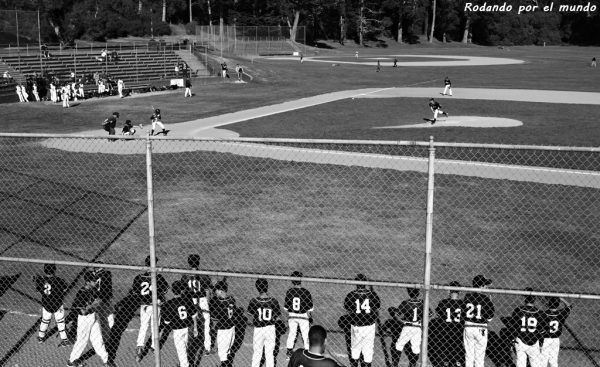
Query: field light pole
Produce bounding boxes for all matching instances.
[420,136,436,367]
[145,136,162,367]
[37,9,43,75]
[15,10,21,75]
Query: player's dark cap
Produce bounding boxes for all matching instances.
[125,119,132,124]
[255,278,269,293]
[524,287,536,303]
[430,97,435,101]
[44,263,56,275]
[355,273,367,288]
[113,112,119,117]
[407,287,420,298]
[448,281,461,293]
[472,275,492,288]
[84,270,96,282]
[291,271,302,285]
[144,255,158,267]
[214,281,228,292]
[172,280,186,295]
[308,325,327,347]
[188,254,200,268]
[547,297,560,308]
[155,108,160,114]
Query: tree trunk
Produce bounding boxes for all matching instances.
[429,0,436,42]
[290,10,300,42]
[422,7,428,36]
[162,0,166,22]
[397,6,403,43]
[461,15,470,43]
[47,18,64,43]
[138,0,142,14]
[359,0,364,46]
[207,0,213,34]
[339,0,346,45]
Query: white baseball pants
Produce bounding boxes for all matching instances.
[350,324,376,363]
[217,326,235,361]
[173,327,190,367]
[137,305,160,349]
[252,324,276,367]
[464,326,488,367]
[396,325,422,354]
[198,297,211,351]
[185,87,192,97]
[39,306,68,340]
[541,337,560,367]
[515,338,542,367]
[286,314,310,349]
[443,85,453,96]
[152,120,165,131]
[69,313,108,364]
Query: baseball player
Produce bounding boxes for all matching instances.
[162,280,198,367]
[92,264,114,339]
[117,79,124,98]
[210,280,237,367]
[343,273,381,367]
[284,270,314,359]
[248,278,281,367]
[121,120,137,136]
[463,275,495,367]
[34,264,70,347]
[511,288,544,367]
[150,108,170,136]
[67,271,113,367]
[288,325,343,367]
[541,297,572,367]
[428,98,448,125]
[394,287,431,367]
[433,281,465,367]
[133,256,169,362]
[184,79,192,97]
[102,112,119,140]
[442,76,453,96]
[181,254,213,355]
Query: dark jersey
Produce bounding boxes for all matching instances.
[93,269,113,301]
[248,296,281,327]
[122,124,133,134]
[36,275,68,313]
[344,288,381,326]
[185,79,191,88]
[397,299,428,326]
[151,113,162,122]
[512,305,544,345]
[542,306,571,338]
[131,272,169,305]
[181,273,211,302]
[284,287,314,314]
[462,292,495,325]
[429,101,442,110]
[436,298,465,326]
[72,287,97,315]
[444,78,451,86]
[288,349,342,367]
[210,295,236,329]
[162,296,197,330]
[106,116,117,128]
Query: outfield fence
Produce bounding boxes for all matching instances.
[0,135,599,367]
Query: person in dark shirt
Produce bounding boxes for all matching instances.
[210,280,237,367]
[427,98,448,125]
[35,263,70,346]
[511,288,544,367]
[394,287,431,367]
[248,278,281,367]
[463,274,495,367]
[343,273,380,367]
[433,280,465,367]
[121,120,137,136]
[181,253,213,355]
[541,297,572,367]
[133,256,169,361]
[92,264,114,339]
[162,280,198,367]
[288,325,342,367]
[102,112,119,140]
[285,271,314,358]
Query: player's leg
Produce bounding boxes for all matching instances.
[216,327,231,363]
[251,326,264,367]
[68,314,93,363]
[350,325,364,367]
[137,305,151,348]
[89,319,109,363]
[543,337,559,367]
[464,328,474,367]
[286,318,299,352]
[149,305,160,350]
[174,328,190,367]
[55,306,70,344]
[264,325,276,367]
[474,328,488,367]
[38,307,52,341]
[198,297,211,352]
[298,318,310,349]
[361,324,376,367]
[395,327,412,353]
[151,121,157,136]
[515,339,528,367]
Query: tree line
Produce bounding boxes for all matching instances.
[3,0,599,45]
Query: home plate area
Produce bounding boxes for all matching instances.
[375,116,524,129]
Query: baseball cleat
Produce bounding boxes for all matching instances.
[444,112,449,117]
[58,339,73,347]
[37,336,45,343]
[66,361,85,367]
[431,119,436,125]
[135,346,143,362]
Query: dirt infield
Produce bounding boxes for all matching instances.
[375,116,524,129]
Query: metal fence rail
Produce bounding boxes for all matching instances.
[0,135,598,367]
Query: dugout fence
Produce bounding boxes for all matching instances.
[0,134,598,367]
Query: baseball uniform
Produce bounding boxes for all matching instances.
[210,294,237,365]
[395,298,429,356]
[182,272,212,351]
[288,349,342,367]
[462,292,495,367]
[162,294,198,367]
[343,287,381,364]
[434,297,465,365]
[541,304,572,367]
[93,268,114,333]
[442,77,453,96]
[150,110,168,136]
[512,304,544,367]
[132,271,169,351]
[248,296,281,367]
[284,286,314,350]
[428,99,448,123]
[35,274,69,344]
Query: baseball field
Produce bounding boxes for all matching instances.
[0,44,599,366]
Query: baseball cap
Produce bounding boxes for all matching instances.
[113,112,119,117]
[44,264,56,275]
[472,275,492,288]
[448,281,461,292]
[355,273,368,282]
[84,270,96,282]
[291,271,303,278]
[214,281,228,292]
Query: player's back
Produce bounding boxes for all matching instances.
[398,298,425,326]
[38,275,68,312]
[163,296,196,330]
[94,269,113,300]
[436,298,465,326]
[462,292,495,325]
[132,272,168,304]
[210,295,236,329]
[344,288,380,326]
[248,296,280,327]
[288,349,341,367]
[512,305,544,345]
[285,287,314,314]
[543,306,571,338]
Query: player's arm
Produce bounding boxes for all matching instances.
[274,299,282,320]
[343,293,353,314]
[283,290,292,312]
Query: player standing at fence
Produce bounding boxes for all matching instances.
[284,271,314,359]
[288,325,342,367]
[541,297,572,367]
[92,264,115,338]
[343,273,380,367]
[150,108,170,136]
[34,264,71,347]
[248,278,281,367]
[433,281,465,366]
[182,254,213,355]
[67,271,113,367]
[463,275,495,367]
[428,98,448,125]
[394,287,431,367]
[162,280,198,367]
[210,280,237,367]
[442,76,453,96]
[134,256,170,362]
[511,288,544,367]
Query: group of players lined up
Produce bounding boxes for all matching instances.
[101,108,170,140]
[34,259,572,367]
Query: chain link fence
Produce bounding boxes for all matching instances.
[0,135,598,367]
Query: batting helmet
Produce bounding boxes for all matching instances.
[113,112,120,117]
[154,108,160,114]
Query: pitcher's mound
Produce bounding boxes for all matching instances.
[375,116,523,129]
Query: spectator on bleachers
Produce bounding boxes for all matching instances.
[182,62,189,77]
[70,70,75,82]
[93,72,100,85]
[175,64,180,77]
[3,70,11,79]
[32,83,40,102]
[78,82,85,99]
[50,83,57,103]
[97,49,107,63]
[98,80,105,96]
[109,50,119,63]
[41,44,50,58]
